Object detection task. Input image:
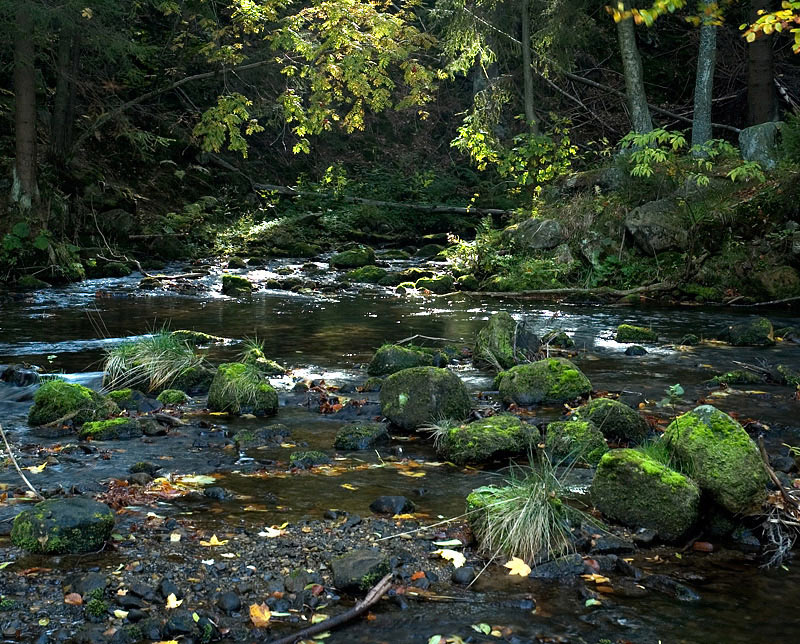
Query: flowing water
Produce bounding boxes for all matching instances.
[2,261,800,643]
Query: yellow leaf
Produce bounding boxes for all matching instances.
[504,557,531,577]
[434,548,466,568]
[169,532,182,543]
[340,483,359,491]
[199,534,229,547]
[581,573,611,584]
[81,7,93,19]
[249,602,271,627]
[397,470,426,478]
[311,613,329,624]
[155,641,180,644]
[746,32,756,42]
[165,593,183,609]
[26,463,46,474]
[280,442,297,448]
[113,609,129,619]
[259,526,285,538]
[392,513,416,520]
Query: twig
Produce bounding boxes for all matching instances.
[0,423,44,500]
[732,295,800,308]
[267,573,393,644]
[758,436,800,513]
[395,334,460,345]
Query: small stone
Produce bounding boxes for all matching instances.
[203,486,230,500]
[369,496,414,515]
[528,554,587,579]
[625,345,647,356]
[451,566,475,585]
[216,591,241,614]
[632,528,657,545]
[159,579,182,600]
[128,472,152,486]
[590,535,635,555]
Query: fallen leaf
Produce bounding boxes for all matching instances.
[434,549,466,569]
[199,534,229,547]
[64,593,83,606]
[585,598,602,607]
[581,573,611,584]
[311,614,329,625]
[504,557,531,577]
[410,571,426,581]
[26,463,46,474]
[113,609,129,619]
[471,623,491,635]
[397,470,426,478]
[280,442,297,448]
[165,593,183,609]
[221,552,237,558]
[340,483,359,491]
[249,602,271,627]
[392,513,417,520]
[432,539,462,548]
[0,562,12,570]
[259,527,285,538]
[169,532,182,543]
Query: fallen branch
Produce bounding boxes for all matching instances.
[473,281,674,300]
[396,334,461,345]
[0,423,44,500]
[732,295,800,308]
[267,573,393,644]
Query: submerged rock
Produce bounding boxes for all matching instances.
[664,405,768,514]
[438,414,539,465]
[474,312,540,370]
[369,496,414,514]
[590,449,700,542]
[11,497,115,554]
[367,344,434,377]
[334,423,390,450]
[545,420,608,465]
[615,324,658,343]
[573,398,648,443]
[496,358,591,406]
[330,246,375,268]
[28,380,117,427]
[380,366,471,430]
[207,363,278,416]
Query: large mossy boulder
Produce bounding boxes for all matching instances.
[330,246,375,269]
[334,423,390,450]
[545,420,608,465]
[79,417,142,441]
[573,398,648,443]
[11,497,115,554]
[755,266,800,299]
[28,380,117,427]
[474,312,540,370]
[380,367,471,430]
[415,274,454,294]
[367,344,434,377]
[438,414,539,465]
[590,449,700,542]
[345,265,388,283]
[207,363,278,416]
[624,198,689,254]
[504,218,566,251]
[664,405,768,514]
[496,358,591,406]
[221,274,253,296]
[615,324,658,343]
[721,317,774,347]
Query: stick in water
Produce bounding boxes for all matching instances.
[0,423,43,500]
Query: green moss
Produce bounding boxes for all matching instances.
[380,249,411,260]
[85,598,108,618]
[361,377,383,392]
[289,450,331,468]
[107,389,133,405]
[28,380,117,427]
[241,346,287,376]
[474,312,538,370]
[455,274,480,290]
[380,366,471,430]
[708,370,764,386]
[16,275,50,290]
[157,389,189,404]
[367,344,433,376]
[397,281,416,289]
[541,330,575,348]
[439,414,539,465]
[330,246,375,268]
[79,417,139,440]
[778,364,800,386]
[496,358,591,406]
[545,420,608,465]
[11,498,115,554]
[170,330,226,346]
[414,274,454,294]
[415,243,445,258]
[334,423,389,450]
[221,273,253,296]
[725,317,774,347]
[345,265,388,283]
[207,362,278,416]
[573,398,648,443]
[615,324,658,343]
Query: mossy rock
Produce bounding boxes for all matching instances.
[289,450,331,468]
[474,312,540,370]
[573,398,648,443]
[79,417,142,441]
[398,268,433,281]
[334,423,390,450]
[455,274,480,291]
[377,273,405,287]
[542,330,575,348]
[590,449,700,542]
[777,364,800,386]
[11,497,115,554]
[171,364,215,395]
[345,265,387,283]
[680,334,700,346]
[360,377,383,392]
[241,346,287,376]
[380,366,471,430]
[414,274,454,294]
[415,243,446,258]
[664,405,768,514]
[615,324,658,343]
[170,330,226,346]
[227,256,247,269]
[723,317,775,347]
[221,274,253,296]
[396,281,416,289]
[546,420,608,465]
[379,249,411,260]
[28,380,117,427]
[234,424,291,449]
[157,389,189,405]
[107,388,134,407]
[16,275,51,290]
[331,549,390,593]
[708,370,764,386]
[496,358,591,406]
[367,344,433,377]
[330,246,375,269]
[438,414,538,465]
[755,266,800,299]
[207,363,278,416]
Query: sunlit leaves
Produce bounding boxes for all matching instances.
[743,1,800,53]
[199,534,229,547]
[192,93,265,158]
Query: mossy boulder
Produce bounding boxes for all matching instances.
[398,267,433,281]
[170,330,226,346]
[545,420,608,465]
[28,380,117,427]
[330,246,375,269]
[221,274,253,296]
[590,449,700,542]
[455,274,480,291]
[541,330,575,348]
[615,324,658,343]
[415,243,445,258]
[664,405,768,514]
[379,249,411,260]
[345,265,388,283]
[233,424,290,449]
[474,312,540,370]
[289,450,331,469]
[11,497,115,554]
[708,370,764,386]
[573,398,648,443]
[334,423,390,450]
[16,275,51,290]
[377,273,404,287]
[777,364,800,386]
[755,266,800,299]
[241,346,287,376]
[331,549,390,593]
[438,414,539,465]
[171,364,215,395]
[207,363,278,416]
[722,317,774,347]
[79,418,142,441]
[367,344,434,377]
[380,366,471,430]
[360,377,383,392]
[227,256,247,269]
[496,358,591,406]
[107,388,134,407]
[157,389,189,405]
[415,274,454,294]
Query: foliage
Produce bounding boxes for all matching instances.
[780,111,800,162]
[193,94,264,157]
[743,1,800,53]
[444,216,505,280]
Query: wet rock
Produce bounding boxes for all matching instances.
[330,246,375,268]
[216,590,241,614]
[164,610,198,636]
[69,572,109,598]
[496,358,591,406]
[625,345,647,356]
[771,455,796,473]
[455,274,480,291]
[438,414,539,465]
[370,496,415,515]
[451,566,475,585]
[345,265,388,283]
[289,450,331,468]
[0,364,39,387]
[625,198,689,254]
[573,398,648,443]
[128,582,157,602]
[207,362,278,416]
[203,486,230,500]
[528,554,587,579]
[284,568,321,593]
[116,594,145,609]
[590,449,700,542]
[129,461,160,475]
[79,417,142,441]
[360,377,383,392]
[137,417,167,437]
[221,274,252,296]
[680,334,700,346]
[641,574,700,602]
[334,422,390,450]
[233,424,290,449]
[541,329,575,348]
[545,419,608,465]
[415,243,445,258]
[590,535,635,555]
[227,256,247,269]
[159,579,182,599]
[415,274,455,294]
[720,317,774,347]
[739,121,782,170]
[731,527,761,553]
[615,324,658,343]
[631,528,657,545]
[331,549,390,593]
[27,380,117,427]
[11,497,115,554]
[664,405,768,514]
[128,472,152,486]
[473,312,540,370]
[380,366,471,430]
[107,389,162,414]
[367,345,434,377]
[505,218,566,251]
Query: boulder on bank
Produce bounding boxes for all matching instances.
[496,358,591,406]
[474,312,540,370]
[664,405,768,515]
[28,380,117,427]
[505,217,567,250]
[438,414,539,465]
[590,449,700,542]
[739,121,783,170]
[334,423,390,450]
[207,363,278,416]
[615,324,658,343]
[719,317,774,347]
[415,274,454,294]
[545,420,608,465]
[11,497,115,554]
[157,389,189,405]
[380,366,471,430]
[367,344,434,377]
[330,246,375,268]
[624,198,689,254]
[221,274,252,296]
[573,398,649,443]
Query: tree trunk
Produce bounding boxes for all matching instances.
[11,4,39,209]
[747,0,777,125]
[691,0,717,152]
[520,0,538,134]
[615,2,653,134]
[51,25,80,164]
